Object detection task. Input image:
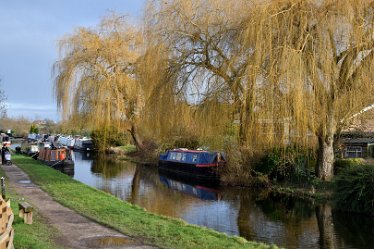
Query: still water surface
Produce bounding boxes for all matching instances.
[64,151,373,249]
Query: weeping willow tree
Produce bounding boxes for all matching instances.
[143,0,374,180]
[54,1,374,180]
[142,0,254,149]
[240,0,374,180]
[54,15,145,150]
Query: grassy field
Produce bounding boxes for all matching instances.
[12,154,279,249]
[0,166,65,249]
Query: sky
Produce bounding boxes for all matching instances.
[0,0,145,121]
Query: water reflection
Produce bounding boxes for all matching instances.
[70,151,374,249]
[158,169,221,201]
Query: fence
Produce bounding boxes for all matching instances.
[0,198,14,249]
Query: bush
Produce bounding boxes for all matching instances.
[334,158,365,175]
[333,164,374,216]
[119,144,137,153]
[172,136,200,149]
[91,126,129,150]
[255,147,315,185]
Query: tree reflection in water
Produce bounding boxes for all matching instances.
[69,153,374,249]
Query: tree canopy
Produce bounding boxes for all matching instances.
[54,0,374,180]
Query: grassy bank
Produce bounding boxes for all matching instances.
[12,154,278,249]
[0,166,65,249]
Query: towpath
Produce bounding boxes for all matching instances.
[1,163,158,249]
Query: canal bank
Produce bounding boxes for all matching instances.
[69,151,374,249]
[1,160,158,249]
[11,154,276,249]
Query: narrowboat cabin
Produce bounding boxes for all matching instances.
[58,135,75,149]
[37,147,68,167]
[158,149,226,179]
[0,133,11,146]
[20,140,39,155]
[74,137,94,151]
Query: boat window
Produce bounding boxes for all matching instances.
[176,153,182,161]
[192,154,198,162]
[168,152,177,160]
[181,153,187,161]
[83,141,93,146]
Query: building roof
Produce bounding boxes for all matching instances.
[341,138,374,144]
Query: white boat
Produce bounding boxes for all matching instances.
[73,137,94,151]
[58,135,75,148]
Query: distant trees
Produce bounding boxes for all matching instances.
[54,0,374,181]
[0,117,32,137]
[0,80,7,118]
[29,124,39,134]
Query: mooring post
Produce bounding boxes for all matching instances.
[1,177,5,199]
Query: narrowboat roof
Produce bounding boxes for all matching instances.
[159,149,226,165]
[170,148,213,153]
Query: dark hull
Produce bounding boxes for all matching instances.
[39,159,65,167]
[73,146,94,152]
[158,160,220,180]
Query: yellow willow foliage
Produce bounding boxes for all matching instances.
[242,0,374,142]
[143,0,374,157]
[142,0,253,149]
[53,15,144,148]
[54,0,374,168]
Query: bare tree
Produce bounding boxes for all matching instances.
[0,80,7,118]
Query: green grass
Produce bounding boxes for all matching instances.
[12,154,278,249]
[118,144,137,153]
[0,166,66,249]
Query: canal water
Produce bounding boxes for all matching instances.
[58,151,374,249]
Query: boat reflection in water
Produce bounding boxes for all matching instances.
[158,169,221,201]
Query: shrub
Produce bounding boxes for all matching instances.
[333,164,374,216]
[172,136,200,149]
[91,126,129,150]
[255,147,315,185]
[119,144,137,153]
[334,158,365,175]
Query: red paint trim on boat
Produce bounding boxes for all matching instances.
[195,163,220,167]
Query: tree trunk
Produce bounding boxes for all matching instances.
[316,134,335,181]
[316,105,337,181]
[128,123,145,151]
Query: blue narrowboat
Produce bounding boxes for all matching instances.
[158,149,226,179]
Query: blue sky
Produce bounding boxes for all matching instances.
[0,0,145,121]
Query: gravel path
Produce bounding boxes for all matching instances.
[1,163,158,249]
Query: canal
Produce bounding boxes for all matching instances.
[57,150,374,249]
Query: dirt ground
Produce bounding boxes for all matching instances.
[2,163,158,249]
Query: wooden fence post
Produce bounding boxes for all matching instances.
[0,178,5,200]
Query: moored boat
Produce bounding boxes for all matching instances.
[20,140,39,155]
[58,135,76,149]
[74,137,94,151]
[37,146,68,167]
[0,133,11,146]
[158,149,226,179]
